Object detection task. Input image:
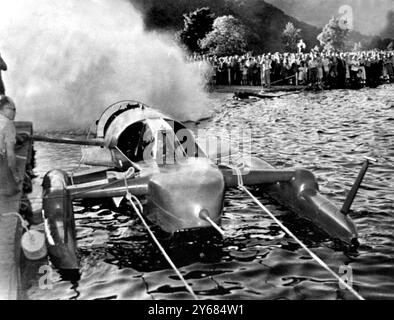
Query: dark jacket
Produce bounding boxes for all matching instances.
[0,54,7,94]
[0,54,7,71]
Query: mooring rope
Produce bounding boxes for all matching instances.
[122,176,198,300]
[231,166,365,300]
[198,209,225,236]
[115,146,141,172]
[270,74,297,86]
[3,212,30,233]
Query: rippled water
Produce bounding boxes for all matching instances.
[23,85,394,300]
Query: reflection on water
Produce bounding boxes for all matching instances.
[24,85,394,300]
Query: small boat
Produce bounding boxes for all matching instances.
[234,90,303,100]
[34,100,368,270]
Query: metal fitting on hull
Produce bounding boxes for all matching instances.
[146,158,225,234]
[42,170,78,270]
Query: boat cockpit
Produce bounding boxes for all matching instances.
[87,101,206,168]
[117,118,204,164]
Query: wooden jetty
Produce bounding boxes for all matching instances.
[0,122,33,300]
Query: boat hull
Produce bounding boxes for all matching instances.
[42,170,79,270]
[249,158,358,244]
[146,158,225,234]
[221,157,358,244]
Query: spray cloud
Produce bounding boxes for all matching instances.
[0,0,210,131]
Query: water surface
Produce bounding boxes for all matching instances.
[24,85,394,300]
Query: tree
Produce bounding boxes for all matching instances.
[281,22,301,52]
[178,7,215,53]
[317,17,350,51]
[200,15,248,56]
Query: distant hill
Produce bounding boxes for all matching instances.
[265,0,393,37]
[381,11,394,39]
[131,0,230,31]
[130,0,321,52]
[129,0,381,53]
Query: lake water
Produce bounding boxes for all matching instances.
[23,85,394,300]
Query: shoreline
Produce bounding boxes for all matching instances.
[212,85,307,93]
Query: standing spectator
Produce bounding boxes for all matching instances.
[208,57,217,86]
[250,58,260,86]
[349,54,360,85]
[386,52,394,81]
[217,58,227,85]
[367,52,380,87]
[246,58,254,86]
[234,56,242,85]
[391,52,394,81]
[316,53,324,86]
[270,55,278,83]
[322,53,331,84]
[226,57,232,86]
[272,54,282,83]
[308,54,318,86]
[283,57,293,84]
[262,55,272,88]
[383,53,392,82]
[229,57,236,85]
[0,52,7,95]
[259,55,265,86]
[344,53,352,85]
[298,61,308,85]
[241,59,249,85]
[337,53,347,88]
[358,53,367,85]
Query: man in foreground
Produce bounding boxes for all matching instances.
[0,95,19,196]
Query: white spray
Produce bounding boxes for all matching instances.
[0,0,211,131]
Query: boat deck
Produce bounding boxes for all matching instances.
[0,122,33,300]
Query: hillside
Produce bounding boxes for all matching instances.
[129,0,381,53]
[130,0,321,52]
[265,0,393,37]
[381,11,394,39]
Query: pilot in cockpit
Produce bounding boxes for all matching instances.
[118,119,187,164]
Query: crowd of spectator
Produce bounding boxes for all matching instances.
[188,50,394,89]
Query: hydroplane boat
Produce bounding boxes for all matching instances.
[33,100,370,270]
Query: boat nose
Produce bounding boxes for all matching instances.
[146,158,225,234]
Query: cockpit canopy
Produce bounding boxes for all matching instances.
[117,118,190,163]
[93,101,205,165]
